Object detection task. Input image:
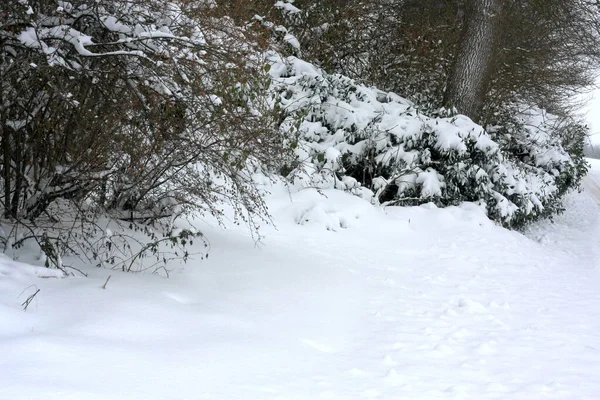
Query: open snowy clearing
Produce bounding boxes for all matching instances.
[2,164,600,400]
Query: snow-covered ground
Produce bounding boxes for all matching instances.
[2,165,600,400]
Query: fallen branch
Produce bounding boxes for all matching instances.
[101,275,112,290]
[20,286,40,311]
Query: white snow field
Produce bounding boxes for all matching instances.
[2,165,600,400]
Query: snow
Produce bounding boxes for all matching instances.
[274,1,301,14]
[283,33,301,50]
[416,168,445,197]
[17,24,147,63]
[100,16,134,34]
[2,166,600,399]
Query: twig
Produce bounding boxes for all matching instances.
[101,275,112,289]
[20,286,40,311]
[63,264,88,277]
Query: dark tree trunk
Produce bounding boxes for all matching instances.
[0,81,10,218]
[444,0,505,122]
[10,128,22,218]
[1,127,9,219]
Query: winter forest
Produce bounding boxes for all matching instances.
[3,1,600,399]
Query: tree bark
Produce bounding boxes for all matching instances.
[444,0,505,122]
[0,49,11,219]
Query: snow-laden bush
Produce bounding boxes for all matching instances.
[269,54,587,227]
[1,0,289,273]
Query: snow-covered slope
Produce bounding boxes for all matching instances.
[1,166,600,399]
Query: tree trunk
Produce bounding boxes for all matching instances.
[0,49,11,219]
[444,0,505,122]
[1,125,9,219]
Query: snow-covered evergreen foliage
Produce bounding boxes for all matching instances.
[269,54,587,227]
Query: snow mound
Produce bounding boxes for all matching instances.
[0,255,64,280]
[272,188,380,231]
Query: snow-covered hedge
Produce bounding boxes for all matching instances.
[269,54,587,227]
[1,0,288,273]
